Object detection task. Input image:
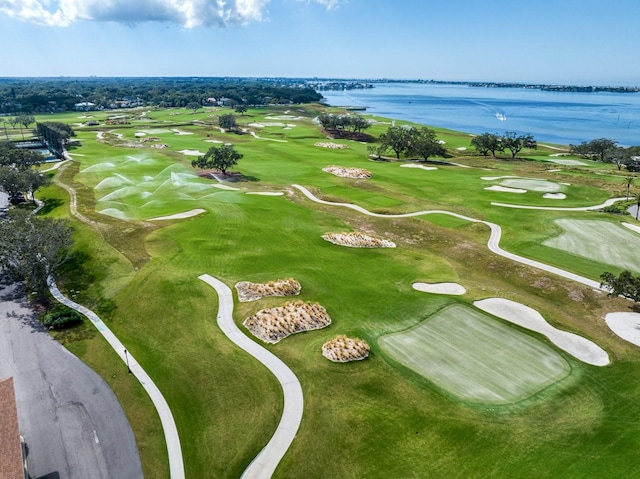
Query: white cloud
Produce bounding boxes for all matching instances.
[0,0,271,27]
[299,0,345,10]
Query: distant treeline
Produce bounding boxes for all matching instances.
[0,77,323,114]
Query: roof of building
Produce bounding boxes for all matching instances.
[0,376,24,479]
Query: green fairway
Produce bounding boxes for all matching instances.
[379,304,571,405]
[29,104,640,479]
[543,219,640,273]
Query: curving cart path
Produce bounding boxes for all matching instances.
[491,197,626,211]
[292,184,604,290]
[198,274,303,479]
[48,279,185,479]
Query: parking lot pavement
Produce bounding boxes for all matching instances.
[0,278,143,479]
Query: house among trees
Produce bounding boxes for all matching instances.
[74,101,96,111]
[0,377,27,479]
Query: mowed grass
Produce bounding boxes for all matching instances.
[379,304,570,405]
[34,105,640,478]
[543,219,640,273]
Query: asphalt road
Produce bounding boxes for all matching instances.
[0,277,143,479]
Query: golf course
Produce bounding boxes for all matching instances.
[35,104,640,478]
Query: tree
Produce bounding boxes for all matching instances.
[623,176,635,200]
[192,143,243,175]
[501,131,537,159]
[378,126,413,159]
[218,113,238,132]
[186,102,201,113]
[636,191,640,220]
[0,142,43,170]
[16,113,35,129]
[600,270,640,302]
[407,127,446,161]
[571,138,618,163]
[235,104,247,115]
[0,210,73,297]
[0,167,49,204]
[605,147,632,171]
[471,132,502,157]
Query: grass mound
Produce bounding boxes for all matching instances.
[322,335,370,362]
[322,232,396,248]
[235,278,301,302]
[243,300,331,343]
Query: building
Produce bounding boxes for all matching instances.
[0,377,27,479]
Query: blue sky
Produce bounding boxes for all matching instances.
[1,0,639,85]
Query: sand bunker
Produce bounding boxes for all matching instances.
[315,142,348,149]
[243,301,331,343]
[323,166,372,179]
[235,279,301,302]
[605,312,640,347]
[212,184,240,191]
[481,176,523,181]
[172,129,193,135]
[322,232,396,248]
[548,159,588,166]
[401,164,438,171]
[148,209,206,221]
[412,282,466,295]
[179,149,206,156]
[484,185,527,193]
[543,193,567,199]
[474,298,609,366]
[500,178,563,192]
[322,335,370,362]
[246,191,284,196]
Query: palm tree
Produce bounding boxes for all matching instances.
[636,192,640,220]
[624,176,636,200]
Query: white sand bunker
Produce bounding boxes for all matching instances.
[315,142,348,149]
[322,335,370,362]
[543,193,566,199]
[622,222,640,235]
[323,166,372,179]
[172,129,193,135]
[212,184,240,191]
[412,282,466,295]
[246,191,284,196]
[235,278,301,302]
[179,149,205,156]
[148,209,206,221]
[243,301,331,343]
[548,159,588,166]
[474,298,609,366]
[605,312,640,347]
[484,185,527,193]
[322,232,396,248]
[401,164,437,171]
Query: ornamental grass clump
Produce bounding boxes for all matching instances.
[322,335,370,362]
[243,301,331,343]
[235,278,301,302]
[322,231,396,248]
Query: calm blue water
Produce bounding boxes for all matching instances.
[321,83,640,147]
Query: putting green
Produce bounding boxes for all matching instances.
[379,304,570,405]
[543,219,640,273]
[500,178,563,192]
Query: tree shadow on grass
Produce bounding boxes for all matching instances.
[35,197,64,215]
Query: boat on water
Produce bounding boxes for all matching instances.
[495,112,507,121]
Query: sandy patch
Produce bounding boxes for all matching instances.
[204,139,224,143]
[265,115,303,120]
[485,185,527,193]
[322,335,370,362]
[243,301,331,343]
[481,176,523,181]
[548,159,588,166]
[148,208,206,221]
[622,222,640,234]
[401,164,438,171]
[474,298,609,366]
[178,149,205,156]
[235,278,301,302]
[605,312,640,347]
[456,147,467,151]
[322,232,396,248]
[547,169,562,172]
[323,166,372,179]
[212,184,240,191]
[172,129,193,135]
[315,142,348,149]
[543,193,567,199]
[246,192,284,196]
[412,282,466,295]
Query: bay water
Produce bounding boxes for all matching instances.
[321,83,640,147]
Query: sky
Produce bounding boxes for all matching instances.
[1,0,639,85]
